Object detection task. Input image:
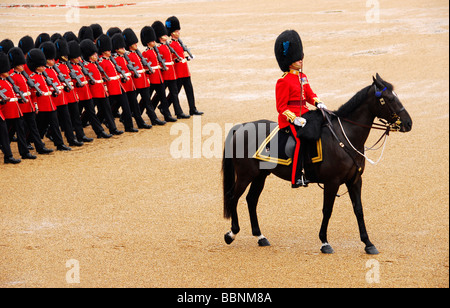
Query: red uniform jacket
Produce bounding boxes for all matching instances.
[69,62,92,101]
[113,55,135,92]
[0,78,23,119]
[98,57,124,96]
[56,62,78,103]
[142,48,163,85]
[10,71,36,114]
[29,72,56,112]
[45,67,67,107]
[169,39,190,79]
[158,44,176,81]
[276,70,320,129]
[127,51,149,89]
[84,61,107,98]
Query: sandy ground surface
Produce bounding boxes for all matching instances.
[0,0,448,288]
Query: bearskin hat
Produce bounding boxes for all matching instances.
[165,16,180,35]
[274,30,303,72]
[68,41,81,60]
[90,24,103,40]
[0,52,11,74]
[18,36,34,55]
[80,39,98,60]
[35,33,51,48]
[78,26,94,42]
[96,34,112,54]
[51,33,63,43]
[122,28,138,49]
[8,47,26,68]
[111,33,126,51]
[151,21,168,39]
[63,31,79,43]
[140,26,156,46]
[26,48,47,72]
[39,41,57,60]
[0,39,14,54]
[106,27,122,37]
[55,39,69,61]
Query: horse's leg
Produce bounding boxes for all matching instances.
[319,183,340,254]
[246,174,270,246]
[346,179,379,255]
[224,175,252,245]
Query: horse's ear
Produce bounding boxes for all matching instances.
[376,72,382,82]
[372,75,377,84]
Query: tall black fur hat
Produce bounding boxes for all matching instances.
[55,39,69,60]
[80,39,98,60]
[96,34,112,54]
[274,30,304,72]
[122,28,138,49]
[0,52,11,74]
[78,26,94,42]
[68,40,81,59]
[90,24,103,40]
[18,35,34,55]
[51,33,62,43]
[26,48,47,72]
[140,26,156,46]
[106,27,122,37]
[0,39,14,54]
[111,33,126,51]
[63,31,79,43]
[165,16,180,35]
[39,41,57,60]
[151,21,168,39]
[7,47,26,67]
[35,33,51,48]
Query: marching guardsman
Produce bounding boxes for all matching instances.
[8,47,53,155]
[0,52,36,160]
[40,41,84,147]
[79,39,123,136]
[165,16,203,116]
[111,32,152,129]
[18,35,35,76]
[122,28,166,126]
[67,40,112,139]
[140,26,176,123]
[96,34,137,132]
[151,21,190,119]
[274,30,327,188]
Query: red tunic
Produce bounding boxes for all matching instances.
[69,62,92,101]
[82,61,107,98]
[10,71,36,114]
[113,55,135,92]
[276,70,319,129]
[45,67,67,107]
[98,57,124,96]
[142,48,163,85]
[0,78,23,119]
[56,62,79,103]
[29,73,56,112]
[158,44,176,81]
[127,51,149,89]
[169,39,190,78]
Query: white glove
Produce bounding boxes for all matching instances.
[316,102,327,109]
[294,117,307,127]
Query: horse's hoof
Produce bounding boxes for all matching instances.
[224,231,235,245]
[320,243,334,254]
[365,245,379,255]
[257,238,270,247]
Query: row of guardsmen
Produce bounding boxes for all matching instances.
[0,17,203,164]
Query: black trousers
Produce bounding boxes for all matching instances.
[67,102,86,141]
[151,79,184,116]
[22,112,46,152]
[126,90,148,127]
[36,110,64,146]
[137,87,159,121]
[93,97,117,133]
[0,118,13,158]
[168,76,197,114]
[148,83,171,117]
[109,92,134,130]
[56,104,77,143]
[78,99,105,136]
[6,117,31,157]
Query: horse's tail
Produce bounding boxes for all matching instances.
[222,124,242,219]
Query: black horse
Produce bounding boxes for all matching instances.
[222,74,413,254]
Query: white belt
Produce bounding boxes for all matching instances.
[54,85,64,90]
[82,81,88,86]
[94,79,103,84]
[42,91,52,96]
[23,92,31,97]
[151,66,160,70]
[109,76,120,81]
[137,69,146,74]
[165,62,174,66]
[9,98,19,102]
[125,72,132,77]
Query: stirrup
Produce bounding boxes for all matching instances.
[292,174,310,188]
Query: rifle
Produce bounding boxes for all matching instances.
[123,52,141,78]
[6,76,28,103]
[66,61,86,87]
[95,60,110,82]
[110,55,129,83]
[134,50,153,74]
[0,88,8,104]
[165,41,183,62]
[21,71,44,97]
[177,38,194,60]
[153,45,168,71]
[42,70,61,97]
[78,60,97,85]
[53,64,74,92]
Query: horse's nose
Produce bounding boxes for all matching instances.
[402,118,412,132]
